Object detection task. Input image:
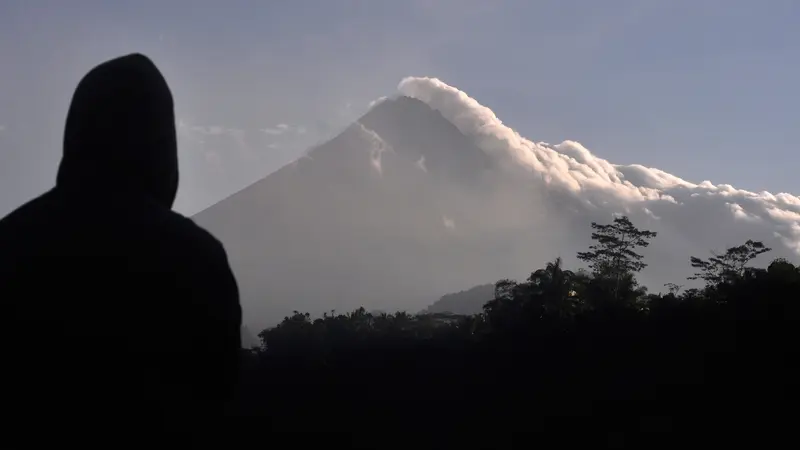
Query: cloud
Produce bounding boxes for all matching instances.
[643,207,660,221]
[191,125,243,136]
[398,76,800,258]
[369,96,389,108]
[177,120,246,145]
[261,123,307,136]
[356,121,391,176]
[416,155,428,173]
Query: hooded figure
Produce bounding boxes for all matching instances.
[0,54,242,442]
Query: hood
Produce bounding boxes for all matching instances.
[57,53,179,208]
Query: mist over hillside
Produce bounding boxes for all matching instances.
[194,78,799,330]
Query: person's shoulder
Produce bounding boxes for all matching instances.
[0,190,59,237]
[0,189,56,219]
[159,210,229,259]
[158,210,239,302]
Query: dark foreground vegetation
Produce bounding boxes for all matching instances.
[230,216,800,436]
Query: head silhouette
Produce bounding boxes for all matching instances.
[57,53,179,208]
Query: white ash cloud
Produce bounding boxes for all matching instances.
[398,76,800,259]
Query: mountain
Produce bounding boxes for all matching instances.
[194,95,546,330]
[422,284,495,316]
[195,77,800,330]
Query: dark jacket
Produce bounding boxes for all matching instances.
[0,54,242,442]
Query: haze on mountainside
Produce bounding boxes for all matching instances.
[194,77,800,330]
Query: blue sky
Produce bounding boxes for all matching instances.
[1,0,798,215]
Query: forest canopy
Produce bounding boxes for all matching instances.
[231,216,798,432]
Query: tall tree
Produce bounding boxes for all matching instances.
[688,240,771,286]
[483,279,524,329]
[528,257,577,316]
[576,215,657,299]
[664,282,683,296]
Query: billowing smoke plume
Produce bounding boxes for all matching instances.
[398,76,800,260]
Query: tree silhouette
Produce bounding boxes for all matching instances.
[664,282,683,295]
[576,215,657,300]
[689,240,771,286]
[528,257,578,317]
[767,258,800,282]
[483,278,524,329]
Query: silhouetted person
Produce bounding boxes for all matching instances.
[0,54,241,444]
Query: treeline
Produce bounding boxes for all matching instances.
[230,216,800,434]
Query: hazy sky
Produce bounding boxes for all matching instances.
[1,0,798,216]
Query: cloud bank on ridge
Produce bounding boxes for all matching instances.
[398,76,800,258]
